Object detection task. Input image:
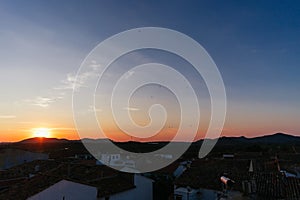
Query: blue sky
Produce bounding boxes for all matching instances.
[0,0,299,141]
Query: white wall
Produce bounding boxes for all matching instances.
[99,175,153,200]
[28,180,98,200]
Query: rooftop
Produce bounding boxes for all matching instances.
[0,161,136,199]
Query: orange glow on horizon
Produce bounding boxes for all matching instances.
[31,128,52,138]
[0,123,299,143]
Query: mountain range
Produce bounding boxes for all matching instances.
[15,132,300,145]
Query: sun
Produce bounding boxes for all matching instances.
[32,128,52,138]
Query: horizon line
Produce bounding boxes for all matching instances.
[1,132,298,144]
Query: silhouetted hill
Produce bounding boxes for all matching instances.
[215,132,300,146]
[15,132,300,146]
[250,132,300,144]
[18,137,70,144]
[81,138,111,143]
[5,133,299,158]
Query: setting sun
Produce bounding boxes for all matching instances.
[32,128,52,138]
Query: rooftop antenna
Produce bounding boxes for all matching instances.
[249,160,254,173]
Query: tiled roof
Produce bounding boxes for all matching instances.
[255,172,300,199]
[174,159,250,190]
[0,174,62,200]
[0,161,136,200]
[92,175,135,198]
[174,159,300,199]
[0,160,59,180]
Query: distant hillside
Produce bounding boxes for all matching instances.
[251,132,300,143]
[18,137,70,144]
[15,132,300,145]
[215,132,300,146]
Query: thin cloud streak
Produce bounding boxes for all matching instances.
[0,115,16,119]
[24,96,61,108]
[50,127,76,131]
[123,107,140,111]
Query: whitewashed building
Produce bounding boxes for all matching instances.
[27,174,153,200]
[28,180,98,200]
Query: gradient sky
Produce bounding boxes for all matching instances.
[0,0,299,142]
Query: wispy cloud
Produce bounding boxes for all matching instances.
[22,55,150,108]
[50,127,76,131]
[19,93,64,108]
[54,61,101,91]
[89,60,102,70]
[88,105,102,113]
[54,71,96,91]
[54,73,77,90]
[123,107,140,111]
[17,121,34,124]
[23,71,91,108]
[0,115,16,119]
[123,71,135,79]
[25,96,59,108]
[21,60,102,108]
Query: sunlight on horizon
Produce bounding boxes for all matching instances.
[31,128,52,138]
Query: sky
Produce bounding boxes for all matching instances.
[0,0,299,142]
